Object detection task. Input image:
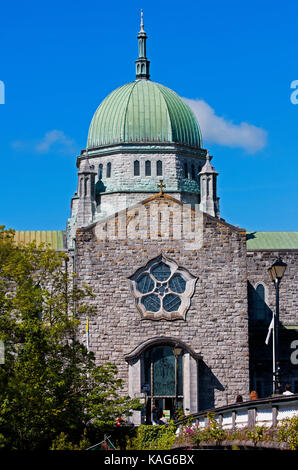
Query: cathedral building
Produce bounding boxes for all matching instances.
[13,15,298,424]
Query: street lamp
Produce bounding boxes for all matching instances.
[268,257,287,395]
[173,345,183,420]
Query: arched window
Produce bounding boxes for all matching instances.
[191,164,196,180]
[255,284,266,320]
[156,160,162,176]
[84,177,88,197]
[184,162,188,179]
[106,162,111,178]
[248,282,271,322]
[98,163,103,180]
[134,160,140,176]
[145,160,151,176]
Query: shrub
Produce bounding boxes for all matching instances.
[277,415,298,450]
[50,429,90,450]
[128,421,177,450]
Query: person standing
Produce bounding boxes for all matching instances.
[283,384,294,395]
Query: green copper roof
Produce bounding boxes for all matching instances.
[246,232,298,250]
[87,80,202,150]
[14,231,66,251]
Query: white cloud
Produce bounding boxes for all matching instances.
[184,98,267,153]
[12,130,77,155]
[35,130,77,154]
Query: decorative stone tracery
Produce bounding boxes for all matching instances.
[129,253,197,320]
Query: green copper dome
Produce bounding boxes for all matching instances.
[87,79,202,150]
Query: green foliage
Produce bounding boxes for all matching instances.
[0,226,140,450]
[128,421,177,450]
[277,415,298,450]
[177,413,298,450]
[246,425,267,443]
[50,429,90,450]
[192,412,225,444]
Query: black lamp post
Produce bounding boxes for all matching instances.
[268,257,287,395]
[173,345,183,420]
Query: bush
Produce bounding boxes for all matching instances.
[277,415,298,450]
[127,422,177,450]
[50,429,90,450]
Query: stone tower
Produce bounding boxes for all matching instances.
[67,12,220,249]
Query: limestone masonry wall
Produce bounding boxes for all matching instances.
[75,200,250,410]
[247,250,298,325]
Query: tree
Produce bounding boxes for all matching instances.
[0,227,140,450]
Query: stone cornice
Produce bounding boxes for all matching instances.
[76,143,207,167]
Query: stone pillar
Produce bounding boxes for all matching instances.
[128,357,142,425]
[183,353,199,415]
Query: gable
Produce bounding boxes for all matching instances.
[80,193,245,252]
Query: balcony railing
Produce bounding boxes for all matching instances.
[177,394,298,429]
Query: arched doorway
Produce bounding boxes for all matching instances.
[143,344,183,423]
[125,337,202,425]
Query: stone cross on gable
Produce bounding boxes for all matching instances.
[157,180,166,195]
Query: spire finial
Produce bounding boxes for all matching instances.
[135,9,150,80]
[140,9,144,32]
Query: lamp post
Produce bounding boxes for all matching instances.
[173,345,183,420]
[268,257,287,395]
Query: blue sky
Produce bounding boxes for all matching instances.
[0,0,297,231]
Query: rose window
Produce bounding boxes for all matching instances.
[129,254,197,320]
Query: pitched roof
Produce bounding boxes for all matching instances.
[246,231,298,250]
[13,231,66,251]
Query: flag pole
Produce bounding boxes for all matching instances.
[86,317,89,352]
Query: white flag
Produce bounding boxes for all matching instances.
[265,317,274,345]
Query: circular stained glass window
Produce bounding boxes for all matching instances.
[137,274,154,294]
[163,293,181,312]
[130,255,197,320]
[151,263,171,282]
[142,294,161,312]
[168,274,186,294]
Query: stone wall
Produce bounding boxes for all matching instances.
[246,250,298,395]
[74,196,250,410]
[82,152,203,195]
[247,250,298,325]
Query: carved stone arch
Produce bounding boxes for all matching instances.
[125,336,202,362]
